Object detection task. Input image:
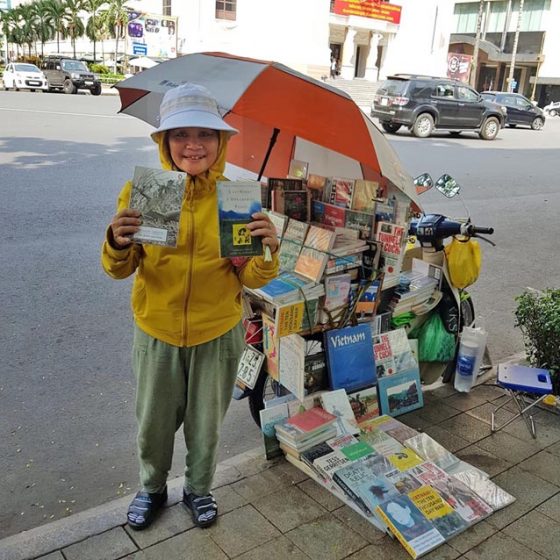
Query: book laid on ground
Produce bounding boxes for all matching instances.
[216,180,263,258]
[294,225,337,282]
[324,324,377,393]
[451,469,515,511]
[375,494,445,558]
[378,369,423,417]
[320,389,360,437]
[360,415,419,444]
[130,166,187,247]
[404,433,459,472]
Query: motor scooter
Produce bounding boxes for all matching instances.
[234,173,495,426]
[543,101,560,117]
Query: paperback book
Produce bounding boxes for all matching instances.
[130,166,187,247]
[378,369,424,417]
[320,389,360,437]
[278,219,309,272]
[351,180,378,212]
[217,180,263,258]
[348,386,380,425]
[294,225,337,282]
[259,403,289,459]
[236,345,265,389]
[278,333,307,401]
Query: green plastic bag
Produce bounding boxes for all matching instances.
[412,313,456,362]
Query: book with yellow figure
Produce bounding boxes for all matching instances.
[388,448,424,471]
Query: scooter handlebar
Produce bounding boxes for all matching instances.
[466,225,494,236]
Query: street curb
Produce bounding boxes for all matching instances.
[0,447,265,560]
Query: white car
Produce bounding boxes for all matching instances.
[2,62,49,92]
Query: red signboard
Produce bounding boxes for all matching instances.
[447,53,472,83]
[333,0,402,24]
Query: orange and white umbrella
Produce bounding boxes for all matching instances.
[116,51,420,207]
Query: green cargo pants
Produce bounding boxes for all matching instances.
[132,322,245,495]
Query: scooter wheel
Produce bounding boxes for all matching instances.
[248,373,277,427]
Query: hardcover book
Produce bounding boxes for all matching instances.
[294,225,336,282]
[272,189,309,222]
[130,166,187,247]
[375,495,445,558]
[348,386,380,425]
[217,180,263,258]
[378,369,424,417]
[324,324,377,393]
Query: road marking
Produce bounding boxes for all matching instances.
[0,107,131,119]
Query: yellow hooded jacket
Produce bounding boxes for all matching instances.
[101,131,279,347]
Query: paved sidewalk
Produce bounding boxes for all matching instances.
[1,372,560,560]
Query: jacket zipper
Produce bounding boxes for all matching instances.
[182,176,196,346]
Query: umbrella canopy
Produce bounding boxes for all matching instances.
[129,56,159,69]
[115,52,419,207]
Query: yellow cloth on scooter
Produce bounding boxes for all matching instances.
[444,237,481,289]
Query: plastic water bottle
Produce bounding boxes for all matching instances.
[454,327,488,393]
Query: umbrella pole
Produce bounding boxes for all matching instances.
[257,128,280,182]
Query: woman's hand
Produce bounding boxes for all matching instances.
[247,212,279,254]
[110,209,142,249]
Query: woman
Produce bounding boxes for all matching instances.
[101,83,279,530]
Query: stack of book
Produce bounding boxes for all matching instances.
[247,270,325,305]
[389,269,439,316]
[275,407,338,455]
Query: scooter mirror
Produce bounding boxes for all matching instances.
[413,173,433,195]
[435,174,461,198]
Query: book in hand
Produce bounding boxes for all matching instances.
[324,324,377,393]
[130,166,187,247]
[217,180,263,258]
[375,495,445,558]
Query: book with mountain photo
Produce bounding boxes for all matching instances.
[217,180,263,258]
[130,166,187,247]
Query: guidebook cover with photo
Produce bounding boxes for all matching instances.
[217,180,263,258]
[130,166,187,247]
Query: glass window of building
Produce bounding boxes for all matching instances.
[454,2,479,33]
[162,0,172,16]
[216,0,237,20]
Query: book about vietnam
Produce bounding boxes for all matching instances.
[217,181,263,258]
[324,324,376,392]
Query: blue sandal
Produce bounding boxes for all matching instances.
[183,490,218,528]
[127,486,167,530]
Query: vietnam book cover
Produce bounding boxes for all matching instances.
[217,181,263,258]
[130,166,187,247]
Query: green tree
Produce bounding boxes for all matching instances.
[100,0,130,73]
[85,0,108,63]
[64,0,85,59]
[32,0,56,58]
[43,0,68,54]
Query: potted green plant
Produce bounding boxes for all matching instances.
[515,288,560,395]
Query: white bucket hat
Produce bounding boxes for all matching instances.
[151,83,238,139]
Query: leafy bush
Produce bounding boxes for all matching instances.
[515,288,560,393]
[90,63,110,74]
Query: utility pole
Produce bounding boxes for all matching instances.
[507,0,525,92]
[470,0,486,89]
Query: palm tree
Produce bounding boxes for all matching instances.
[43,0,68,53]
[64,0,85,59]
[100,0,130,73]
[32,0,56,58]
[18,3,38,57]
[84,0,108,63]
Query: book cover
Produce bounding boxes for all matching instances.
[385,468,422,495]
[304,351,329,395]
[348,386,379,425]
[324,324,377,393]
[259,403,289,460]
[287,406,336,433]
[217,181,263,258]
[375,197,396,223]
[340,441,376,461]
[130,166,187,247]
[345,209,376,240]
[361,429,406,456]
[268,177,304,191]
[272,189,309,222]
[360,415,419,443]
[320,273,352,325]
[294,225,336,282]
[332,178,355,208]
[311,200,326,223]
[388,448,425,472]
[266,210,288,239]
[300,441,334,471]
[452,470,515,511]
[404,433,459,472]
[408,486,467,540]
[378,369,423,418]
[376,221,406,277]
[327,433,359,450]
[355,278,383,318]
[278,218,309,272]
[376,495,445,558]
[307,174,327,202]
[288,159,309,180]
[358,474,400,515]
[236,345,265,390]
[323,203,347,228]
[279,333,307,401]
[275,301,304,337]
[262,313,279,381]
[373,333,397,378]
[351,180,378,212]
[320,389,360,436]
[313,450,351,482]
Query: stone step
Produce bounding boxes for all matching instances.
[324,78,380,108]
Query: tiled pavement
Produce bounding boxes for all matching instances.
[1,380,559,560]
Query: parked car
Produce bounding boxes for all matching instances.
[480,91,545,130]
[370,74,506,140]
[2,62,48,92]
[41,56,102,95]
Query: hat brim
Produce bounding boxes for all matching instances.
[151,109,238,141]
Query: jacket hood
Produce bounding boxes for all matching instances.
[152,130,230,190]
